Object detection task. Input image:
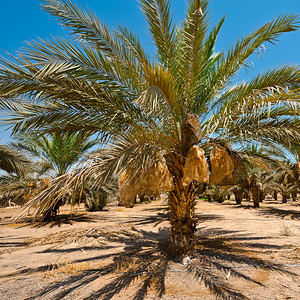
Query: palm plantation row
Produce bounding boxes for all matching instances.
[0,0,299,257]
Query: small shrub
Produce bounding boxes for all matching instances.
[199,197,210,202]
[207,186,228,203]
[280,224,293,236]
[85,190,108,211]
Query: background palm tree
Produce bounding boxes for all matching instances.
[0,0,299,257]
[0,143,35,207]
[11,131,98,177]
[5,132,97,218]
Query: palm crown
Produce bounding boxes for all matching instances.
[11,132,98,177]
[0,0,299,256]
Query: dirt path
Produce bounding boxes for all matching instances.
[0,198,299,299]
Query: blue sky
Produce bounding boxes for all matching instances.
[0,0,299,142]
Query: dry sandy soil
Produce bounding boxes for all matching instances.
[0,197,300,300]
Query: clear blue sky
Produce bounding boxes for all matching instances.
[0,0,299,142]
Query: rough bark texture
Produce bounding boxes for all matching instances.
[243,190,251,202]
[250,176,260,208]
[168,181,197,258]
[167,154,198,258]
[166,113,202,258]
[233,187,242,204]
[252,187,260,208]
[259,190,265,202]
[282,193,288,203]
[167,153,197,258]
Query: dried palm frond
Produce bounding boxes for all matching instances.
[0,144,35,176]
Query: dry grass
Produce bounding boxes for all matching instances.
[280,224,293,236]
[113,256,147,273]
[44,259,92,280]
[253,270,270,284]
[115,208,125,212]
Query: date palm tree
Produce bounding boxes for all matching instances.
[11,132,98,177]
[0,0,300,257]
[9,131,98,219]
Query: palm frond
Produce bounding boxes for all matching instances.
[139,0,176,70]
[203,13,300,105]
[0,144,35,176]
[12,132,98,177]
[176,0,211,108]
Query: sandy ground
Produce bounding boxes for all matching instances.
[0,197,299,300]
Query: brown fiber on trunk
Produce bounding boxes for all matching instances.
[250,176,260,208]
[282,193,288,203]
[233,187,242,204]
[166,113,202,258]
[168,175,198,258]
[166,152,197,258]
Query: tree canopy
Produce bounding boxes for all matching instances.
[0,0,299,255]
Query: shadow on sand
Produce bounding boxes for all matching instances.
[2,223,296,300]
[259,207,300,220]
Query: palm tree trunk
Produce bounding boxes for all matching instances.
[233,187,242,204]
[282,193,287,203]
[259,190,265,202]
[244,190,251,201]
[168,179,197,258]
[166,153,198,258]
[252,186,260,208]
[250,176,259,208]
[166,113,202,258]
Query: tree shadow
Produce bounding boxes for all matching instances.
[117,211,169,227]
[31,213,96,228]
[259,207,300,220]
[197,213,224,222]
[4,226,294,300]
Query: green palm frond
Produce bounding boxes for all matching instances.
[188,16,225,115]
[176,0,210,107]
[0,144,34,176]
[41,0,123,57]
[237,144,287,171]
[139,0,176,70]
[116,25,151,67]
[216,65,300,113]
[221,13,299,76]
[202,13,299,106]
[0,0,299,224]
[12,132,98,177]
